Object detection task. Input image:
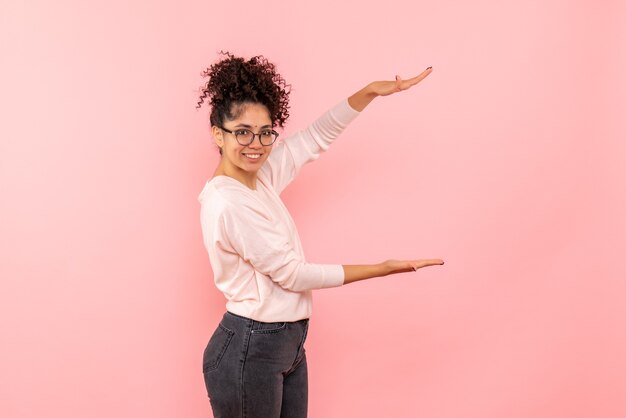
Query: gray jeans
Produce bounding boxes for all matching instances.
[203,311,310,418]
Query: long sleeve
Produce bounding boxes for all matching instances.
[261,98,360,195]
[198,100,358,322]
[218,198,345,292]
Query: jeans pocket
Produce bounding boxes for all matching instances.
[203,323,234,373]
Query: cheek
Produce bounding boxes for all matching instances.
[226,144,243,154]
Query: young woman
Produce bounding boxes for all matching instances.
[197,52,444,418]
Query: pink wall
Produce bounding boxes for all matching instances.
[2,0,624,417]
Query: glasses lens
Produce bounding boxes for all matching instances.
[260,130,277,145]
[234,130,254,145]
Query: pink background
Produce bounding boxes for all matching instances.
[2,0,625,417]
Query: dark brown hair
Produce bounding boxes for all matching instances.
[197,52,291,154]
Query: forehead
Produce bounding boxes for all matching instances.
[226,102,272,126]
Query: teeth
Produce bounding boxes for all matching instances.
[244,154,261,159]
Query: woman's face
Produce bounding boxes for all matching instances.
[213,102,274,175]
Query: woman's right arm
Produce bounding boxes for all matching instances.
[343,258,444,285]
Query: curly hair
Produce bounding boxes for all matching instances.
[197,52,291,154]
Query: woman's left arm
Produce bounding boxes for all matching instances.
[261,67,433,194]
[347,67,433,112]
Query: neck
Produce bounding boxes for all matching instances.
[214,160,258,190]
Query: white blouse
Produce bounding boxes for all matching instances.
[198,99,360,322]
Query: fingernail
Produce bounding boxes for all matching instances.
[427,66,432,70]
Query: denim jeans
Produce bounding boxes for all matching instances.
[203,311,310,418]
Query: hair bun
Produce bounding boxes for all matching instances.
[196,51,291,130]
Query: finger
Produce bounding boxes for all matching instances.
[415,259,445,268]
[404,67,433,88]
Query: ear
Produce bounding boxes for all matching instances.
[211,125,224,149]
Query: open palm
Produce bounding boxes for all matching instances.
[384,258,444,275]
[370,67,433,97]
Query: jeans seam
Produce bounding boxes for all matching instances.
[250,322,287,334]
[298,321,309,356]
[286,321,309,376]
[240,319,252,418]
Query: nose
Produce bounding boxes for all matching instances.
[247,133,264,148]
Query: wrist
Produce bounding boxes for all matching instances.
[348,85,378,112]
[380,260,392,276]
[365,83,379,97]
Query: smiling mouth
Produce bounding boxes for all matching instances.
[242,153,262,160]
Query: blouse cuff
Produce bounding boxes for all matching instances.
[320,264,345,288]
[334,98,362,124]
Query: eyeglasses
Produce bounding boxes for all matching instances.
[220,127,279,146]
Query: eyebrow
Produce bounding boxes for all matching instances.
[233,123,273,129]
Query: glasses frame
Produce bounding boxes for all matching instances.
[220,127,279,146]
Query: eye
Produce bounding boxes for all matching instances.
[234,129,251,136]
[260,130,274,137]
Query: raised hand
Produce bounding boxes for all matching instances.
[370,67,433,97]
[348,66,433,111]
